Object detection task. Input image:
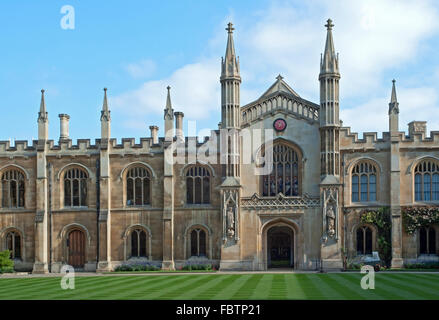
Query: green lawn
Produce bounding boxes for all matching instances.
[0,273,438,300]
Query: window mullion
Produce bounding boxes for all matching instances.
[141,178,144,205]
[364,229,367,254]
[202,175,205,203]
[425,228,430,254]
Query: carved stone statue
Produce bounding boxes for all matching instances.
[326,205,336,237]
[226,206,235,238]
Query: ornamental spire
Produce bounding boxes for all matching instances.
[320,18,339,75]
[100,87,111,121]
[221,22,240,79]
[164,86,174,120]
[38,89,48,121]
[389,79,399,115]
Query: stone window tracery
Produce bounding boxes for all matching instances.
[351,161,377,203]
[419,226,436,255]
[6,231,21,259]
[64,168,88,207]
[1,169,25,208]
[414,160,439,202]
[126,167,151,206]
[190,228,207,257]
[262,143,300,197]
[356,225,372,255]
[186,166,210,204]
[131,229,147,257]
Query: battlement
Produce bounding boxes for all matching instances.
[0,140,36,153]
[400,130,439,146]
[340,127,388,146]
[340,126,439,150]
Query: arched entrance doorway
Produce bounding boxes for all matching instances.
[267,226,294,268]
[67,229,85,268]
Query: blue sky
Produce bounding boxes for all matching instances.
[1,0,439,142]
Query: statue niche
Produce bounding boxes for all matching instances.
[326,204,336,237]
[226,205,235,238]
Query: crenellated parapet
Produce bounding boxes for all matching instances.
[0,140,37,154]
[340,126,439,151]
[340,127,389,152]
[399,131,439,148]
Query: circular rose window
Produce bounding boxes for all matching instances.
[273,118,287,132]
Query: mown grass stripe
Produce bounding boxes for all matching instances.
[396,273,439,290]
[267,274,287,300]
[0,277,57,292]
[249,274,273,300]
[230,274,263,300]
[156,275,218,300]
[1,276,123,300]
[113,275,183,300]
[212,275,253,300]
[374,274,432,300]
[135,275,195,300]
[192,275,237,300]
[283,274,306,300]
[335,273,402,300]
[1,273,439,300]
[309,274,356,300]
[382,273,439,299]
[295,274,325,299]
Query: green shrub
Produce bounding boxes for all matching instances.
[114,264,160,272]
[181,264,212,271]
[0,250,14,273]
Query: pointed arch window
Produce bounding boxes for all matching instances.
[126,167,151,206]
[356,226,373,255]
[131,229,147,257]
[419,226,436,255]
[6,231,21,259]
[190,228,207,257]
[351,161,377,203]
[64,168,88,207]
[1,169,25,208]
[414,160,439,202]
[186,166,210,204]
[261,143,300,197]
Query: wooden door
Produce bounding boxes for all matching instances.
[68,230,85,268]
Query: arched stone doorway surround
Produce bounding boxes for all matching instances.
[259,218,302,270]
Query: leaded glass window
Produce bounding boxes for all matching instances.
[351,161,377,203]
[414,160,439,202]
[262,143,300,197]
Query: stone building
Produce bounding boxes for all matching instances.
[0,19,438,273]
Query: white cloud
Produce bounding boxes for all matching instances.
[113,59,220,120]
[242,0,439,100]
[125,59,156,78]
[341,86,439,135]
[113,0,439,134]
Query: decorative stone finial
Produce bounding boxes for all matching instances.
[325,18,334,30]
[226,22,234,34]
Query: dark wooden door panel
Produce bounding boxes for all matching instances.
[68,230,85,268]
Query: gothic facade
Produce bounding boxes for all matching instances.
[1,20,438,273]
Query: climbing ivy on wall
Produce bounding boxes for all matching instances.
[360,207,392,267]
[402,206,439,235]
